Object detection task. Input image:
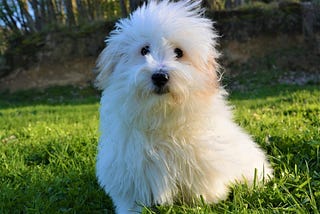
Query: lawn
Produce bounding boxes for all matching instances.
[0,70,319,213]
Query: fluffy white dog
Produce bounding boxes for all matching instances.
[95,0,273,213]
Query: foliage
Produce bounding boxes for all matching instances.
[0,67,319,213]
[0,0,312,36]
[0,0,122,35]
[0,28,6,53]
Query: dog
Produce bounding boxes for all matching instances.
[95,1,273,213]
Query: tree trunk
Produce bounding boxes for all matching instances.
[224,0,233,10]
[39,0,48,30]
[47,0,57,26]
[65,0,76,26]
[234,0,243,8]
[86,0,94,21]
[76,0,87,24]
[129,0,145,12]
[119,0,128,17]
[19,0,37,32]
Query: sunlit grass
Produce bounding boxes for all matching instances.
[0,79,319,213]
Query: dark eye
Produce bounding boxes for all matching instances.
[141,46,150,56]
[174,48,183,58]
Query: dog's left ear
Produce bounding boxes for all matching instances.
[94,45,118,90]
[204,52,220,91]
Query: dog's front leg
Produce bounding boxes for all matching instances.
[112,196,143,214]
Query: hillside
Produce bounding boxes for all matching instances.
[0,3,319,92]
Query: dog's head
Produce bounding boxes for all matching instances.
[95,0,220,104]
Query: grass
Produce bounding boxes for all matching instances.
[0,70,319,213]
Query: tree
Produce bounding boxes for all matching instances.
[18,0,36,32]
[119,0,128,17]
[64,0,76,26]
[0,0,19,32]
[129,0,146,11]
[0,0,144,34]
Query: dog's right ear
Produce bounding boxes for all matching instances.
[94,44,118,90]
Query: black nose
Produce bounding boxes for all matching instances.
[151,71,169,88]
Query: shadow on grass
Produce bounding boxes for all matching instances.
[228,84,319,101]
[1,164,114,213]
[1,81,319,109]
[0,85,101,109]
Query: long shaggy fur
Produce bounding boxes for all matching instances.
[95,1,273,213]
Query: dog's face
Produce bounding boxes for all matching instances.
[96,0,219,105]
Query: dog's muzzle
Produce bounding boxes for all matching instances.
[152,69,169,95]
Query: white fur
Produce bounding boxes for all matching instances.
[95,1,273,213]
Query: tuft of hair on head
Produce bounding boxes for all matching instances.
[94,0,219,91]
[140,0,206,19]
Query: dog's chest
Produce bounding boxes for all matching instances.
[139,133,208,200]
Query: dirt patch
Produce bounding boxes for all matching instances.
[0,57,96,92]
[221,35,305,65]
[221,35,320,77]
[1,34,319,92]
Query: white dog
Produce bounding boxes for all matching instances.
[95,1,273,213]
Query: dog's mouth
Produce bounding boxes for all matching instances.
[154,86,170,95]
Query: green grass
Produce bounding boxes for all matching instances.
[0,71,319,213]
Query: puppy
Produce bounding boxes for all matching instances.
[95,1,273,213]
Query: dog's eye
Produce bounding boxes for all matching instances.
[141,46,150,56]
[174,48,183,58]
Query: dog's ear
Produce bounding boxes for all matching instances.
[204,52,220,91]
[94,45,118,90]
